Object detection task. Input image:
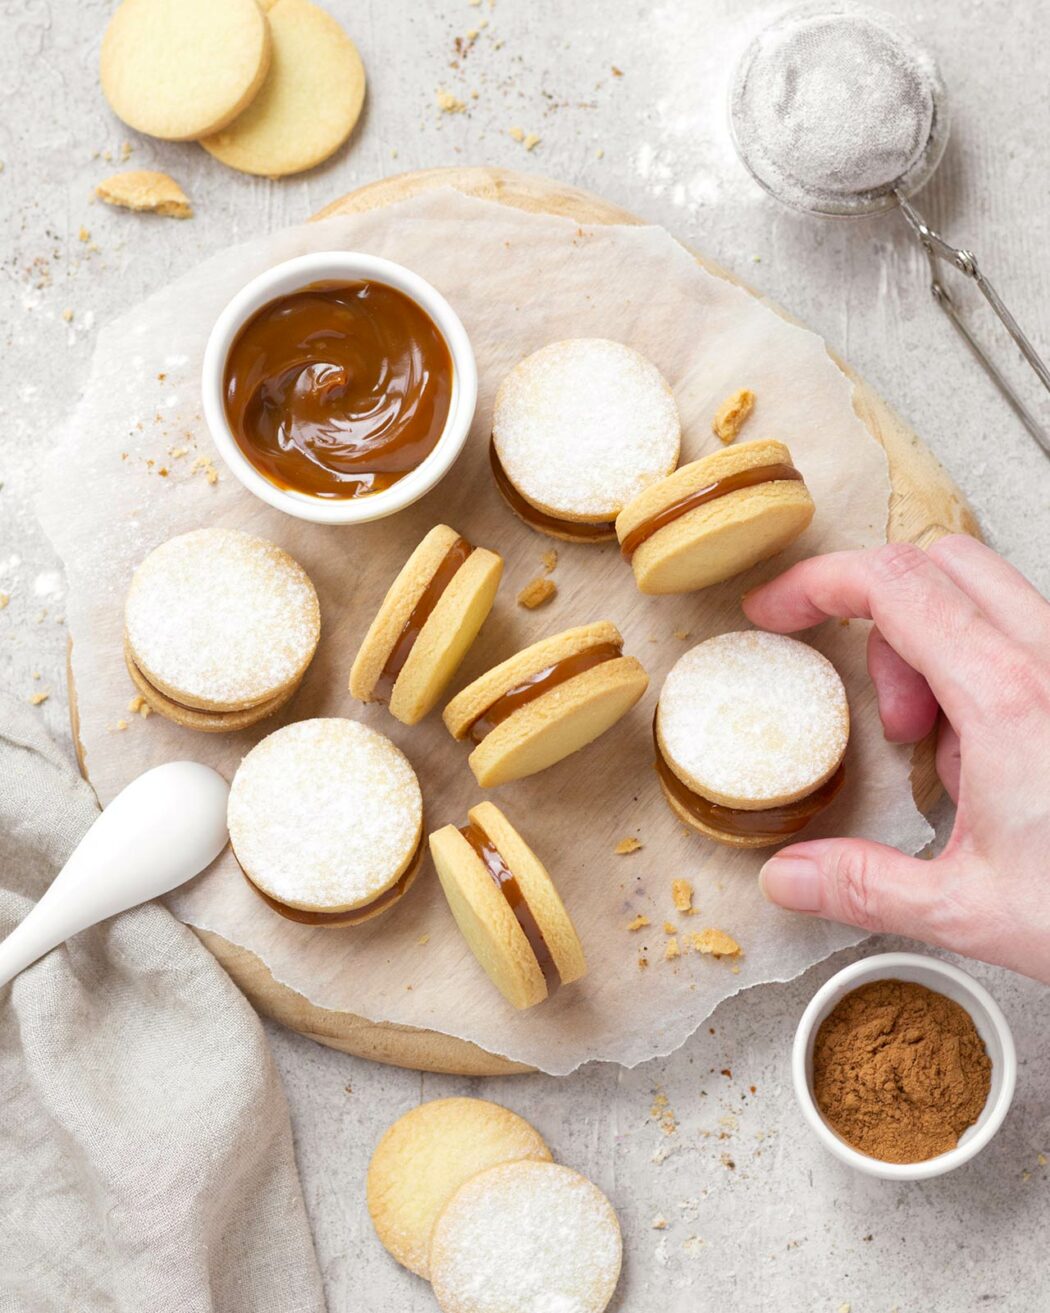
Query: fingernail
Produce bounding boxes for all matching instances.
[759,856,822,912]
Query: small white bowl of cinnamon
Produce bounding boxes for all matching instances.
[792,952,1016,1180]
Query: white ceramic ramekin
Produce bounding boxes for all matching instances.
[793,951,1016,1180]
[200,251,478,525]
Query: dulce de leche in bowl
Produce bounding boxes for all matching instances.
[202,252,478,525]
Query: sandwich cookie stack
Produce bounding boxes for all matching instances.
[491,339,681,542]
[228,718,423,925]
[430,802,587,1009]
[350,524,503,725]
[123,527,319,732]
[655,631,849,847]
[617,438,815,593]
[443,621,648,786]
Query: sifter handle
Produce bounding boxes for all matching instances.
[896,193,1050,456]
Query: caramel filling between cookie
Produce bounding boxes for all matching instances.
[374,536,475,702]
[654,726,845,840]
[489,439,617,542]
[466,641,624,744]
[459,821,558,989]
[619,462,805,560]
[239,831,424,926]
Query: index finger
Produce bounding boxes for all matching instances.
[741,543,1009,723]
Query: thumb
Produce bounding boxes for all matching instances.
[759,838,945,939]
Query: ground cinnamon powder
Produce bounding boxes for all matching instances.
[812,978,992,1164]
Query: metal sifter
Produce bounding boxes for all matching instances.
[729,1,1050,453]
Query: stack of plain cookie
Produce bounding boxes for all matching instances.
[100,0,366,176]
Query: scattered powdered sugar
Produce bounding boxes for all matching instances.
[493,339,680,517]
[658,631,848,802]
[731,4,944,213]
[227,718,422,908]
[430,1161,622,1313]
[125,528,319,706]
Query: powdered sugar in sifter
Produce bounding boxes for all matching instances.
[730,1,1050,453]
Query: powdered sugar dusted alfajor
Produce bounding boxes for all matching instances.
[492,339,680,521]
[228,718,422,912]
[429,1160,622,1313]
[658,631,848,806]
[125,527,319,709]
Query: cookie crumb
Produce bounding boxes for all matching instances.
[436,88,466,113]
[673,628,690,641]
[664,936,680,961]
[29,690,49,706]
[671,879,693,913]
[0,593,8,609]
[78,227,90,242]
[62,307,74,323]
[689,928,742,958]
[627,914,650,932]
[712,388,756,444]
[662,922,677,934]
[523,133,541,151]
[541,547,558,573]
[509,126,525,142]
[1039,1154,1048,1167]
[96,171,192,219]
[128,694,152,718]
[115,718,129,731]
[651,1215,668,1230]
[190,455,219,485]
[614,836,642,855]
[517,576,556,609]
[638,955,649,970]
[417,933,430,945]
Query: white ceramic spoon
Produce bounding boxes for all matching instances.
[0,761,229,989]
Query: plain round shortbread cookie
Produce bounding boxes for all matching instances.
[367,1098,551,1280]
[200,0,366,177]
[100,0,271,141]
[492,339,680,520]
[125,528,320,711]
[228,718,422,912]
[429,1160,622,1313]
[657,631,849,807]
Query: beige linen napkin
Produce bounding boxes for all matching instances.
[0,694,325,1313]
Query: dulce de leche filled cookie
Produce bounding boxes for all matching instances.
[655,632,849,847]
[349,524,503,725]
[228,718,423,926]
[617,438,815,594]
[124,527,319,732]
[430,802,587,1010]
[491,339,680,542]
[443,621,649,787]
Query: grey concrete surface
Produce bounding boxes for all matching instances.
[2,1,1048,1310]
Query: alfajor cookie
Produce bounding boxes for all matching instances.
[491,339,680,542]
[124,527,319,732]
[429,1160,622,1313]
[228,717,423,925]
[200,0,366,177]
[349,525,503,726]
[367,1097,551,1279]
[430,802,587,1009]
[100,0,271,141]
[655,631,849,848]
[443,621,648,787]
[617,438,815,594]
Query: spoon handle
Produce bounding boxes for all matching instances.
[0,761,229,990]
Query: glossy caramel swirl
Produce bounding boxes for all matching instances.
[224,280,453,500]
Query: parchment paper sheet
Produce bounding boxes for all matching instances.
[40,190,932,1075]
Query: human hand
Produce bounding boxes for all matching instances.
[742,536,1050,983]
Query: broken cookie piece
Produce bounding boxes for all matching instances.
[712,388,755,444]
[95,170,193,218]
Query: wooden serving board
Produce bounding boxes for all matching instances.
[72,167,978,1078]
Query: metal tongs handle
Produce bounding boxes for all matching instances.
[896,193,1050,456]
